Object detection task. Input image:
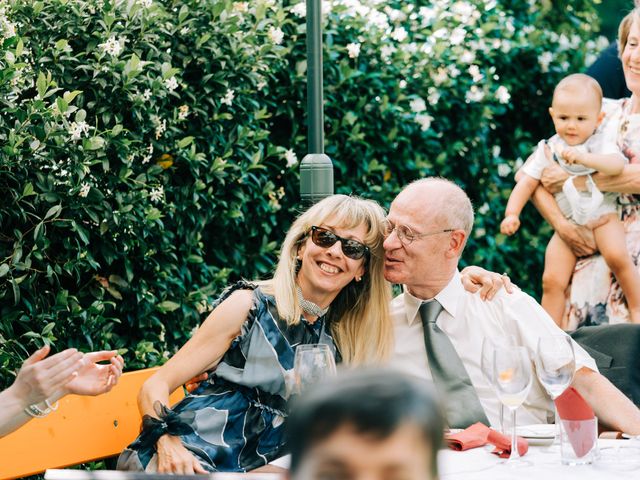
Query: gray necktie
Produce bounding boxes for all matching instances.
[420,300,489,428]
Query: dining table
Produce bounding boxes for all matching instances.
[438,439,640,479]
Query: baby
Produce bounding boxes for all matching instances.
[500,73,640,327]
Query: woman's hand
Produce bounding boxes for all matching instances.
[460,266,514,301]
[540,164,569,194]
[61,351,124,397]
[12,345,84,406]
[156,434,208,474]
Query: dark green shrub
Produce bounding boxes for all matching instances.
[1,0,600,383]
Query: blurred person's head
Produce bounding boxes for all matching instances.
[549,73,604,146]
[287,369,444,480]
[619,7,640,95]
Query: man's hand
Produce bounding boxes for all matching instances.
[500,215,520,236]
[460,266,514,301]
[157,434,208,474]
[540,164,570,194]
[555,222,598,257]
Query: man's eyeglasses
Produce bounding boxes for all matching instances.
[383,221,454,246]
[310,226,370,260]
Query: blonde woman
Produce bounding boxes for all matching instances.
[118,195,393,473]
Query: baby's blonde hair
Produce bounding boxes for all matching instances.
[552,73,603,109]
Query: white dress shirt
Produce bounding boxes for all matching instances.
[388,270,598,427]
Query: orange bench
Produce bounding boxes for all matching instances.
[0,368,184,480]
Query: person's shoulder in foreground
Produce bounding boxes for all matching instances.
[286,368,444,480]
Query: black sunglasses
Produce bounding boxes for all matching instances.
[310,226,370,260]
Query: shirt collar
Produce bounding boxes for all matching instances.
[402,270,463,325]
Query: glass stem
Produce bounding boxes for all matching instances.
[499,403,505,434]
[509,408,520,462]
[553,403,560,445]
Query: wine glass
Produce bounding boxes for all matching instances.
[535,335,575,444]
[480,335,516,433]
[293,344,336,393]
[493,346,533,466]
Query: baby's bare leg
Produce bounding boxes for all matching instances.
[593,214,640,323]
[542,233,577,329]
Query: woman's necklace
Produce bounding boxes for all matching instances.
[296,286,329,318]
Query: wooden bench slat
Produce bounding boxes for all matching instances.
[0,368,184,480]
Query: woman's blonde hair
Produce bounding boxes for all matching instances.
[260,194,393,365]
[619,8,640,55]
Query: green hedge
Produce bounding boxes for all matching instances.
[0,0,600,383]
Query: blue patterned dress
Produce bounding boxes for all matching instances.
[117,282,337,472]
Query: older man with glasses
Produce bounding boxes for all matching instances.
[384,177,640,434]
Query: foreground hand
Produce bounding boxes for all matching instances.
[13,345,84,406]
[62,351,124,397]
[460,266,514,300]
[157,434,208,474]
[500,215,520,236]
[540,163,570,194]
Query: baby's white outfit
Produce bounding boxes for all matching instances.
[522,132,622,225]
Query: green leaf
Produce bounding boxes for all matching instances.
[112,124,123,136]
[22,183,35,197]
[63,90,82,104]
[44,205,62,220]
[0,264,9,278]
[85,136,105,150]
[177,136,194,148]
[156,301,181,313]
[56,97,69,114]
[42,322,56,335]
[36,71,47,98]
[108,275,128,288]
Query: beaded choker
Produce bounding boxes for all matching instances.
[296,286,329,318]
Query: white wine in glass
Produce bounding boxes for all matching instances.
[293,344,336,394]
[494,346,533,467]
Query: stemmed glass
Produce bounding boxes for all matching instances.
[494,346,533,466]
[293,344,336,394]
[481,335,516,433]
[535,335,575,444]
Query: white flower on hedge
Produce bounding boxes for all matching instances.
[390,27,408,42]
[347,42,361,59]
[460,49,475,64]
[418,6,436,26]
[178,105,189,120]
[452,1,476,22]
[165,76,179,92]
[142,89,152,101]
[427,88,440,105]
[415,113,433,132]
[155,118,167,139]
[433,28,448,40]
[465,85,484,103]
[291,2,306,17]
[380,44,396,59]
[233,1,249,13]
[384,7,406,22]
[137,0,153,7]
[399,80,407,88]
[79,183,91,198]
[367,10,389,30]
[538,51,553,73]
[433,68,448,85]
[99,36,124,57]
[448,65,461,78]
[495,85,510,104]
[492,145,501,158]
[1,17,16,39]
[68,121,90,141]
[468,65,483,82]
[450,27,466,46]
[401,42,418,54]
[150,186,164,203]
[180,27,190,35]
[269,26,284,45]
[221,89,235,106]
[257,80,267,91]
[283,149,297,167]
[410,97,426,113]
[497,163,511,177]
[477,202,490,215]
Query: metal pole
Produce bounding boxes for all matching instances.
[300,0,334,205]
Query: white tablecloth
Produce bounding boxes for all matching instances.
[438,439,640,479]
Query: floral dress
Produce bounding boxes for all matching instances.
[565,98,640,329]
[117,281,338,472]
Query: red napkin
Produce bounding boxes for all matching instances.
[555,387,596,458]
[446,422,528,458]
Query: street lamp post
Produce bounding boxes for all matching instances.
[300,0,334,205]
